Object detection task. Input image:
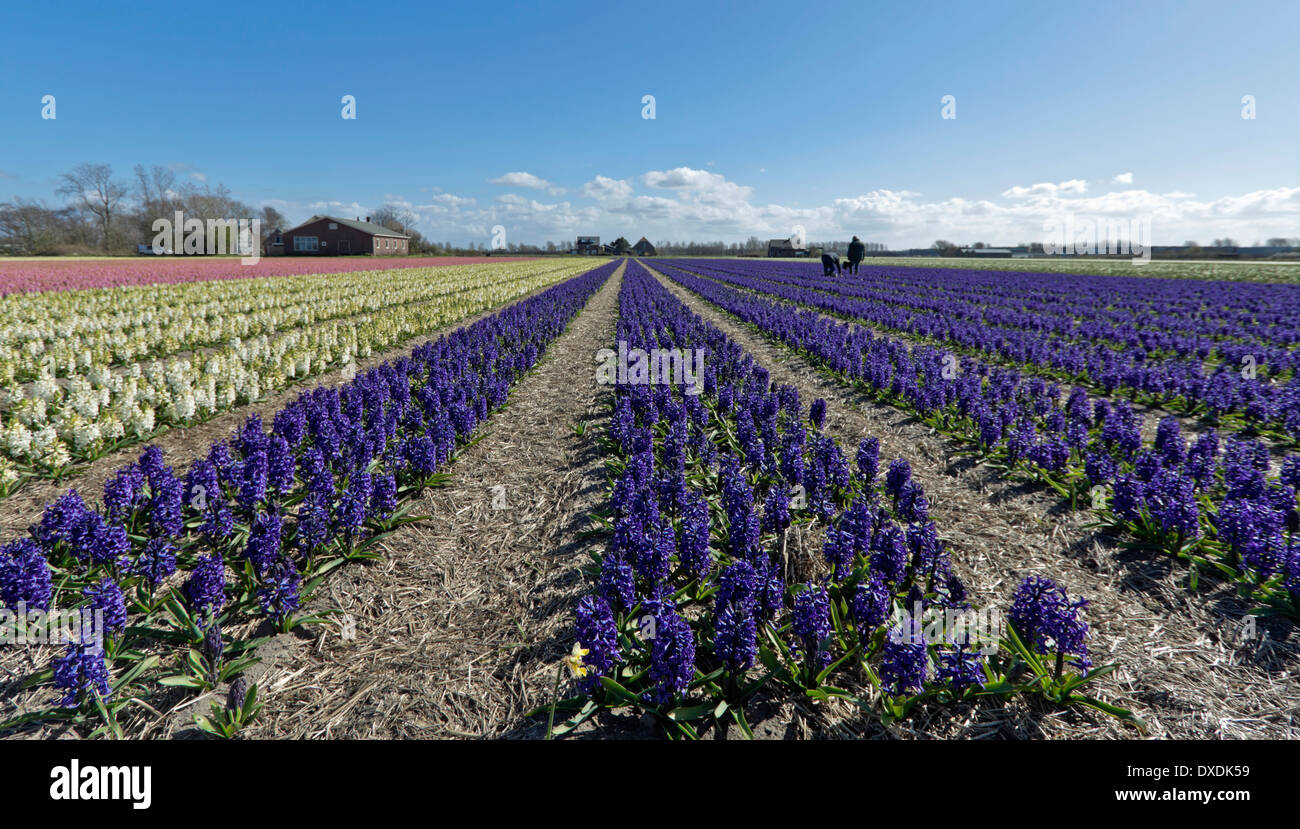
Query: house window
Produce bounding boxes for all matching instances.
[293,236,319,252]
[328,222,338,230]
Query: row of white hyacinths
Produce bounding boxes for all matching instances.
[0,260,584,383]
[0,259,597,485]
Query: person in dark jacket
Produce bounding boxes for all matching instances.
[846,236,865,274]
[820,252,841,276]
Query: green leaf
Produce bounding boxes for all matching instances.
[667,703,713,722]
[597,676,642,709]
[1070,694,1147,734]
[112,654,159,688]
[731,707,755,740]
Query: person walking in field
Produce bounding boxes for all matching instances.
[846,236,865,274]
[820,251,841,276]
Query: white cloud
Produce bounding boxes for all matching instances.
[1002,179,1088,198]
[256,170,1300,250]
[582,175,634,203]
[1113,172,1134,184]
[643,167,753,205]
[488,171,564,195]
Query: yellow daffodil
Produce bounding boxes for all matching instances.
[565,643,590,678]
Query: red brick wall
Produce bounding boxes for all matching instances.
[283,218,408,256]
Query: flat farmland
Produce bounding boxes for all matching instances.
[0,255,539,294]
[2,255,1297,743]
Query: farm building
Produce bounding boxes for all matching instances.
[767,238,808,257]
[632,237,656,256]
[268,216,410,256]
[575,236,601,255]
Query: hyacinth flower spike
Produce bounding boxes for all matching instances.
[1001,576,1144,731]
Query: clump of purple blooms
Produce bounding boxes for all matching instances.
[52,640,110,709]
[791,582,832,674]
[573,595,621,686]
[878,617,927,696]
[1008,576,1091,671]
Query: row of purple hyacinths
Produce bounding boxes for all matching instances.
[714,261,1300,375]
[0,261,617,718]
[569,261,1101,733]
[667,259,1300,441]
[651,260,1300,617]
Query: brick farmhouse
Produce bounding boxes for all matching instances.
[264,215,411,256]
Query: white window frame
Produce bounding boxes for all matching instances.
[293,235,319,252]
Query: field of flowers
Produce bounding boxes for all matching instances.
[0,260,617,736]
[857,256,1300,283]
[0,255,536,295]
[650,259,1300,622]
[552,261,1133,737]
[0,259,601,493]
[2,253,1295,741]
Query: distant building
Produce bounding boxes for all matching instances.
[632,236,656,256]
[959,247,1013,257]
[263,228,285,257]
[576,235,601,255]
[767,238,807,257]
[276,216,409,256]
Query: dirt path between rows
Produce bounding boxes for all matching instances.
[240,263,625,739]
[648,264,1300,740]
[0,275,583,540]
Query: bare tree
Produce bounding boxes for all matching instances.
[259,205,287,232]
[57,163,129,251]
[371,204,418,235]
[0,197,85,254]
[134,164,177,215]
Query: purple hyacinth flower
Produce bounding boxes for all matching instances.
[82,577,127,636]
[256,558,301,624]
[1008,576,1091,670]
[52,640,111,709]
[792,582,832,672]
[183,553,227,619]
[647,607,695,706]
[0,538,53,613]
[573,594,621,685]
[879,617,927,696]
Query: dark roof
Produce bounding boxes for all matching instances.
[284,215,411,239]
[768,238,803,249]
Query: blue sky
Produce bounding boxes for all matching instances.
[1,0,1297,247]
